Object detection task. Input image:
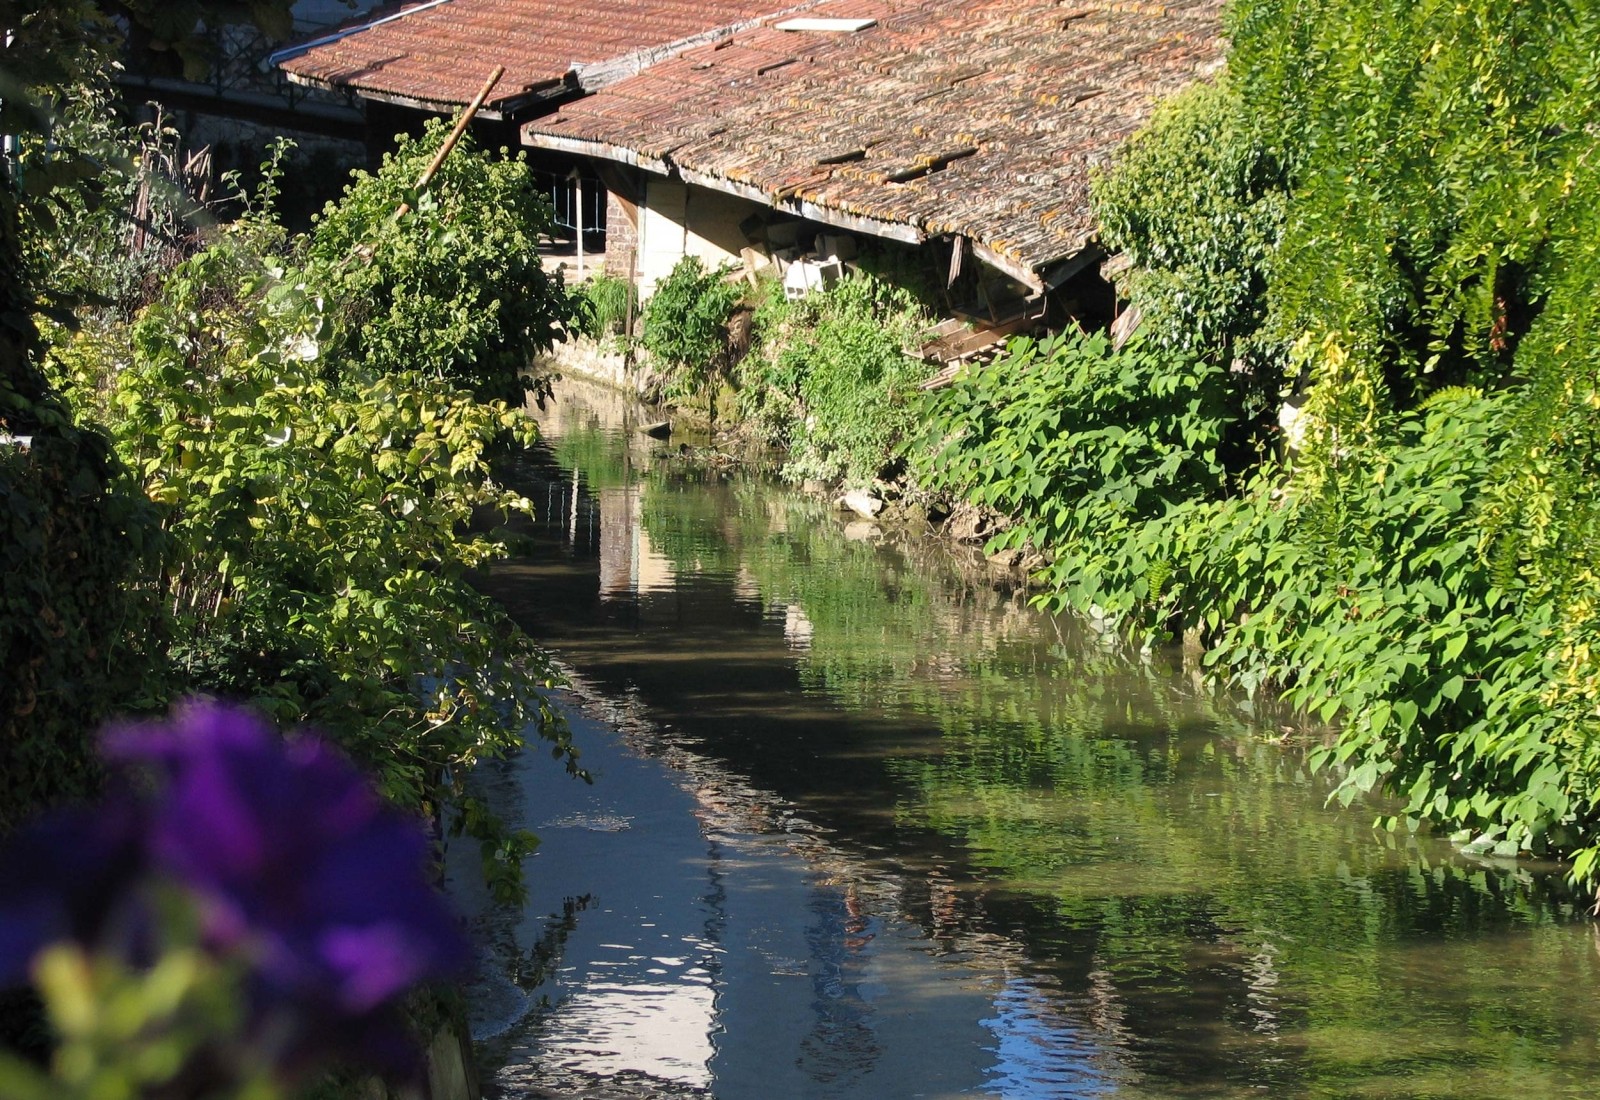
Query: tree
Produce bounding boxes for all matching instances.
[1,1,295,825]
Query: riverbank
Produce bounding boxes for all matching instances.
[533,0,1600,895]
[553,299,1600,913]
[459,377,1600,1098]
[529,351,1039,594]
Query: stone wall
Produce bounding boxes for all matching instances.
[604,190,638,280]
[537,337,641,396]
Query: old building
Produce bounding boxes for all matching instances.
[273,0,811,243]
[272,0,1224,354]
[519,0,1224,330]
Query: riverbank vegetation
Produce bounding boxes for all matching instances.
[912,0,1600,884]
[614,0,1600,888]
[3,9,577,901]
[631,254,930,486]
[736,272,929,486]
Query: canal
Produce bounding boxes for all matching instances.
[451,379,1600,1099]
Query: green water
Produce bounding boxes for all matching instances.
[479,379,1600,1099]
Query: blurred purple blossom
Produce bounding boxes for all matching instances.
[0,794,148,986]
[0,701,469,1075]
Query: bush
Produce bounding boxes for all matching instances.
[1206,391,1597,863]
[739,272,928,486]
[573,272,633,343]
[304,119,573,403]
[1091,77,1290,382]
[44,141,581,902]
[1219,0,1600,871]
[641,256,743,395]
[908,329,1232,631]
[0,433,158,832]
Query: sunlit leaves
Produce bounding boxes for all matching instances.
[739,272,929,487]
[1091,77,1290,385]
[47,143,579,901]
[305,119,573,404]
[642,256,744,392]
[908,330,1231,635]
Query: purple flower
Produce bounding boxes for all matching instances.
[0,701,470,1077]
[0,794,147,986]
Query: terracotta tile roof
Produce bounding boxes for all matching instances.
[278,0,799,115]
[522,0,1224,280]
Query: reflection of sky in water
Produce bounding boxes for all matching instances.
[479,382,1600,1099]
[535,974,717,1087]
[983,979,1118,1099]
[465,694,1132,1099]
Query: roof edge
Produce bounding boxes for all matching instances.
[269,0,458,69]
[526,125,927,247]
[284,69,566,119]
[675,165,924,247]
[969,238,1048,293]
[525,130,674,175]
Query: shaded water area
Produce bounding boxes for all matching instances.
[453,378,1600,1099]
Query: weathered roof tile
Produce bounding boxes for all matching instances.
[522,0,1224,278]
[279,0,797,112]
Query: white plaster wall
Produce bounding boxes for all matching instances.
[638,179,689,298]
[637,181,763,298]
[685,188,759,269]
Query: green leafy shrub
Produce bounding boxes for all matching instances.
[641,256,743,395]
[1207,391,1596,862]
[1218,0,1600,872]
[304,119,573,403]
[739,272,928,486]
[1,24,171,830]
[43,146,581,902]
[1231,0,1600,407]
[0,434,159,831]
[574,272,633,343]
[1091,77,1290,381]
[908,330,1232,631]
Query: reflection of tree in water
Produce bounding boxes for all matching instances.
[799,882,883,1087]
[469,890,596,1052]
[520,893,594,991]
[457,749,603,1054]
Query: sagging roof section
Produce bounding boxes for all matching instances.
[521,0,1225,282]
[275,0,814,117]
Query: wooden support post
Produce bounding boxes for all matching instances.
[394,65,505,220]
[576,179,585,279]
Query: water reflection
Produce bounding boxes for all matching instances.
[464,379,1600,1099]
[458,684,1133,1098]
[597,485,678,604]
[984,978,1119,1098]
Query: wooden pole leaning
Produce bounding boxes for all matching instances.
[394,65,506,220]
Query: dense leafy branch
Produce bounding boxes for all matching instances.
[916,0,1600,888]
